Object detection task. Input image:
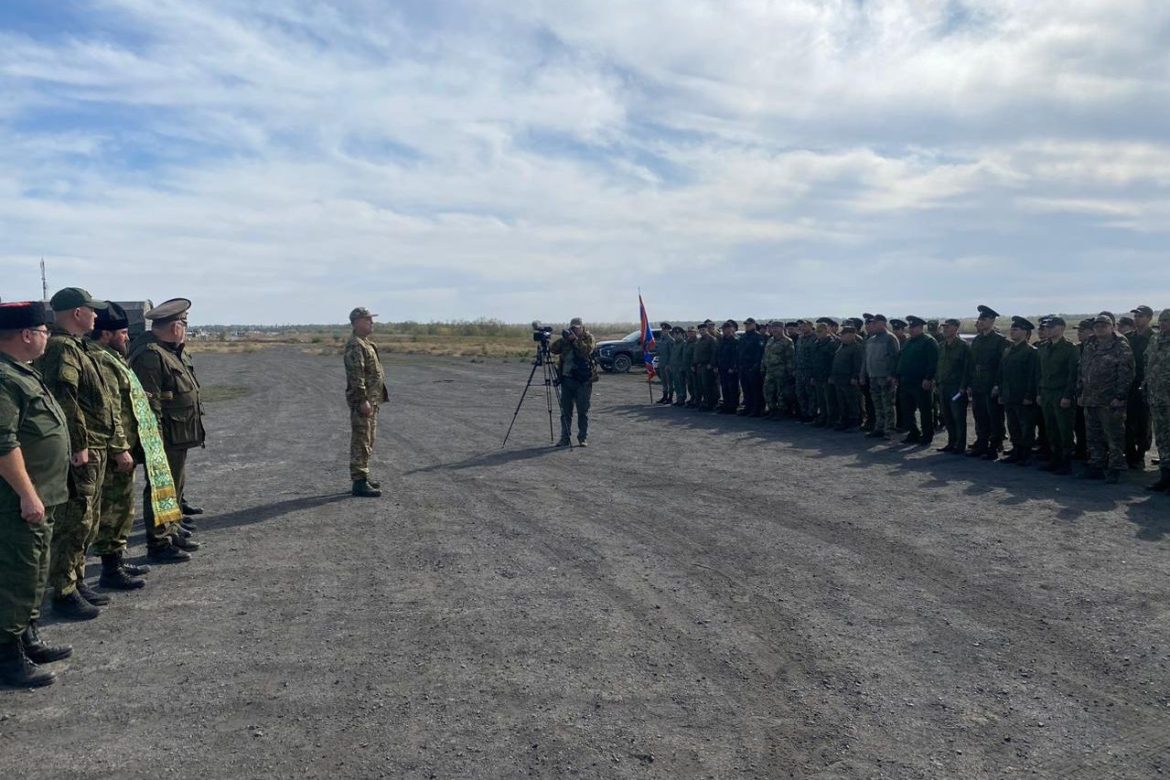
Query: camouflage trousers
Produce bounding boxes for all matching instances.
[1152,404,1170,464]
[795,370,814,417]
[763,372,791,413]
[49,448,108,597]
[350,404,380,481]
[92,463,136,556]
[834,382,862,426]
[1084,405,1127,471]
[0,506,57,644]
[869,378,897,434]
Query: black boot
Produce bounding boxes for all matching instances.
[21,622,72,664]
[180,500,204,516]
[0,640,55,689]
[172,534,201,552]
[366,478,381,489]
[99,555,145,591]
[146,543,191,564]
[351,478,382,497]
[76,582,111,606]
[51,590,100,621]
[1148,468,1170,492]
[180,518,197,533]
[117,551,151,577]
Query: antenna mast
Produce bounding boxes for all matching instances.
[40,258,48,301]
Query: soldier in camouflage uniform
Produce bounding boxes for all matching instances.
[35,288,131,620]
[89,304,148,590]
[344,307,388,496]
[1036,316,1079,475]
[1077,313,1135,483]
[130,298,206,561]
[1144,309,1170,492]
[669,327,689,406]
[762,322,795,419]
[0,302,74,688]
[550,318,598,446]
[861,315,900,438]
[794,321,817,421]
[1125,305,1155,468]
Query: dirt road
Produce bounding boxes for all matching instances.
[2,348,1168,778]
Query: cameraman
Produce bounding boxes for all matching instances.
[550,317,597,447]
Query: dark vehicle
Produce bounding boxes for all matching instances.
[593,329,662,373]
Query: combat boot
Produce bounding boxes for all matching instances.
[0,640,55,689]
[21,622,72,664]
[76,582,111,606]
[146,544,191,564]
[172,534,201,552]
[351,479,382,497]
[51,590,100,621]
[366,477,381,489]
[180,518,197,532]
[117,551,151,577]
[180,500,204,516]
[1147,468,1170,492]
[99,555,145,591]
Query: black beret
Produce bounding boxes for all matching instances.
[943,318,961,327]
[905,315,926,327]
[977,305,1000,319]
[0,302,49,330]
[95,301,129,331]
[1010,316,1034,331]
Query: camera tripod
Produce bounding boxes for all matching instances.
[502,341,562,447]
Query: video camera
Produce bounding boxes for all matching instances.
[531,321,553,345]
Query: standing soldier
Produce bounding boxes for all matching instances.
[1036,316,1079,475]
[0,302,74,688]
[655,323,674,405]
[861,315,900,439]
[550,317,597,446]
[967,305,1008,459]
[810,321,837,427]
[129,298,206,559]
[1126,305,1155,469]
[737,318,766,417]
[794,321,817,422]
[1073,318,1094,460]
[669,327,689,406]
[1144,309,1170,491]
[35,288,129,619]
[1077,312,1135,483]
[935,318,973,453]
[692,322,717,411]
[894,316,939,446]
[762,322,795,420]
[682,327,699,407]
[89,304,148,590]
[889,319,909,432]
[716,320,740,414]
[859,315,878,431]
[344,307,387,495]
[830,325,864,431]
[996,317,1040,465]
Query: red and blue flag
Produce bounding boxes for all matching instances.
[639,293,656,381]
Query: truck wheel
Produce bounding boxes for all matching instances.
[613,354,632,373]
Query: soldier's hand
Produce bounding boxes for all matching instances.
[113,451,134,473]
[359,400,373,418]
[20,493,45,525]
[71,449,90,467]
[1060,398,1072,409]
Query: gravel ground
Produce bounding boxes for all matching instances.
[1,347,1168,779]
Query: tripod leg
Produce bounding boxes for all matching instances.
[501,358,543,448]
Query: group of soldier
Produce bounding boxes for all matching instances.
[652,305,1170,488]
[0,289,205,689]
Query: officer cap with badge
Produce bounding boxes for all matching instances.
[147,298,192,325]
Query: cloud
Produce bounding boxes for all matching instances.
[0,0,1167,323]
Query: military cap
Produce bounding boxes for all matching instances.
[660,321,672,329]
[840,324,858,334]
[926,319,939,329]
[569,317,583,327]
[723,319,738,330]
[94,301,129,331]
[815,317,838,327]
[50,287,107,313]
[743,317,756,325]
[1077,318,1095,330]
[0,301,49,329]
[862,312,874,320]
[847,317,864,328]
[1093,312,1115,325]
[1010,316,1034,331]
[1133,305,1154,317]
[890,318,907,329]
[671,326,684,334]
[147,298,192,324]
[1158,308,1170,321]
[1118,315,1135,327]
[872,314,888,323]
[976,305,999,319]
[943,317,961,327]
[1045,315,1066,327]
[784,321,798,328]
[702,318,714,325]
[905,315,926,327]
[686,324,697,331]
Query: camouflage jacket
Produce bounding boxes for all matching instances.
[794,334,818,372]
[656,333,674,369]
[129,333,206,449]
[829,340,864,383]
[1077,335,1135,407]
[550,331,598,383]
[762,335,795,379]
[969,330,1007,393]
[1037,337,1079,401]
[1144,332,1170,404]
[344,334,388,406]
[810,336,838,380]
[88,340,133,453]
[34,325,121,450]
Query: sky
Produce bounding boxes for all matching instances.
[1,1,1168,325]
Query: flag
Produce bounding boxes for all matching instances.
[639,293,656,381]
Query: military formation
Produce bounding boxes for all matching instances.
[0,291,204,689]
[652,306,1170,488]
